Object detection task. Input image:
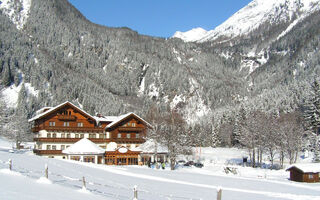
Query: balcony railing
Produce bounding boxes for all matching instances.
[58,115,77,121]
[31,126,104,133]
[118,127,144,132]
[33,137,145,144]
[33,149,63,155]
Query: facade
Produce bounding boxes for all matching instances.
[286,164,320,183]
[29,101,154,165]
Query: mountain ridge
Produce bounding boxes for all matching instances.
[0,0,319,143]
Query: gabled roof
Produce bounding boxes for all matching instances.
[286,163,320,173]
[28,101,95,122]
[105,112,152,129]
[62,138,105,155]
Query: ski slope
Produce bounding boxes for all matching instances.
[0,138,319,200]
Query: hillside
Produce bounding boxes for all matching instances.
[0,0,320,141]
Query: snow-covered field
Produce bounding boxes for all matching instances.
[0,137,319,200]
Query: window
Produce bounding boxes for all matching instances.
[38,144,42,150]
[127,134,131,138]
[52,133,56,138]
[80,134,84,138]
[61,145,65,150]
[66,145,70,148]
[128,122,131,126]
[46,145,51,150]
[89,134,96,138]
[61,133,65,138]
[132,123,136,127]
[75,134,79,138]
[63,122,69,127]
[52,145,56,150]
[67,133,71,138]
[117,133,121,138]
[49,121,55,126]
[136,133,140,138]
[99,134,104,139]
[77,122,83,127]
[47,133,51,138]
[106,132,110,139]
[309,174,314,179]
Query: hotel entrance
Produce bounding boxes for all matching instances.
[105,147,140,165]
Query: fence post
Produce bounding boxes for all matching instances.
[133,185,138,200]
[82,176,86,189]
[45,164,48,179]
[8,159,12,170]
[217,188,222,200]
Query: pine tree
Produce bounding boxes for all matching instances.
[303,79,320,162]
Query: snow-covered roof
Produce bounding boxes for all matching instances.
[62,138,105,155]
[93,116,118,124]
[136,139,168,153]
[106,112,152,129]
[286,163,320,173]
[28,101,95,122]
[35,107,52,115]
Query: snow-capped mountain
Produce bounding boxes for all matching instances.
[172,28,208,43]
[173,0,320,42]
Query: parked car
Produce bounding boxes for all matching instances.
[194,162,204,168]
[184,161,194,166]
[177,160,186,164]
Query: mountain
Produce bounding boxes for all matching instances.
[173,0,320,42]
[0,0,320,143]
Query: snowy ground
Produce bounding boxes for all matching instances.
[0,137,319,200]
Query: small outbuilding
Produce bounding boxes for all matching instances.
[62,138,105,164]
[286,164,320,183]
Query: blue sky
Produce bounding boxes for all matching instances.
[68,0,252,38]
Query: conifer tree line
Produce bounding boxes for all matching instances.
[145,79,320,169]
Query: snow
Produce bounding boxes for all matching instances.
[173,0,320,43]
[137,76,145,97]
[170,94,185,109]
[37,176,52,184]
[0,0,32,30]
[172,27,208,42]
[1,137,320,200]
[25,82,39,97]
[63,138,105,155]
[148,83,160,98]
[1,84,21,108]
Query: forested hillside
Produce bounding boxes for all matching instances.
[0,0,319,149]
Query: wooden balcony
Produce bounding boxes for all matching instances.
[58,115,77,121]
[34,138,111,143]
[31,126,104,133]
[33,149,63,155]
[118,127,144,132]
[113,138,146,144]
[33,137,144,144]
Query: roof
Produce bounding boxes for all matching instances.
[106,112,152,129]
[62,138,105,155]
[28,101,95,122]
[286,163,320,173]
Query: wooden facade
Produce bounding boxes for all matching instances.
[287,166,320,183]
[29,101,151,165]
